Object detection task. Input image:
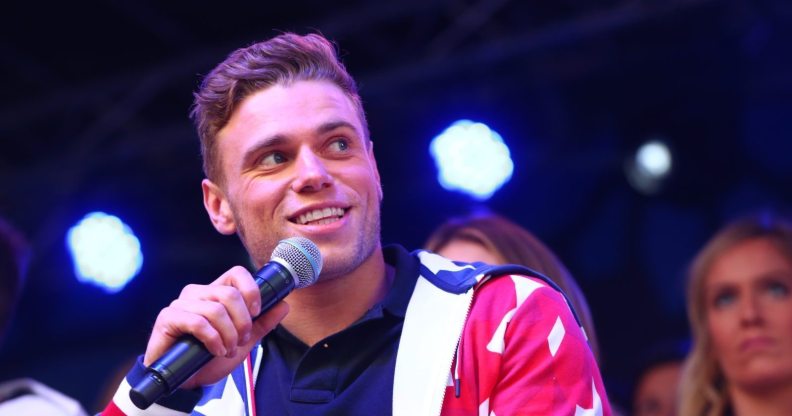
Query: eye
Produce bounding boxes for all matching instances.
[328,137,350,152]
[766,281,790,299]
[712,288,737,309]
[260,152,287,167]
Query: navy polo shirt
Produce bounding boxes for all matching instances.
[254,244,419,415]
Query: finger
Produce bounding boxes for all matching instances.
[213,266,263,317]
[180,268,258,346]
[183,285,255,348]
[169,297,246,357]
[145,306,226,366]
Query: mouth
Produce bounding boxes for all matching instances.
[290,206,347,225]
[740,336,775,353]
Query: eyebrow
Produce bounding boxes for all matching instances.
[241,134,289,168]
[240,120,362,167]
[756,270,792,283]
[317,119,360,136]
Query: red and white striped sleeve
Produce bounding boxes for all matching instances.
[442,274,612,416]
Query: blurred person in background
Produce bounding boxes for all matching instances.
[424,211,601,362]
[0,216,88,416]
[679,213,792,416]
[631,340,688,416]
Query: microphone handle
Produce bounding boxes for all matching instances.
[129,261,295,409]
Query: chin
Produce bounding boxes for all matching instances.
[318,256,360,280]
[733,364,792,392]
[319,243,377,279]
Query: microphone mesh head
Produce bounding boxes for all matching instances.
[271,237,322,288]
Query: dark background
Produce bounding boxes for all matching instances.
[2,0,792,412]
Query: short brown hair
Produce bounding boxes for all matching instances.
[190,32,369,182]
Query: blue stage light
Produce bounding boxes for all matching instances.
[430,120,514,200]
[66,211,143,293]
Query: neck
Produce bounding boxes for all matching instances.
[280,246,392,346]
[730,381,792,416]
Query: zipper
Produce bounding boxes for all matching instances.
[453,341,461,398]
[434,274,484,416]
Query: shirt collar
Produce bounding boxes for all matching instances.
[380,244,420,318]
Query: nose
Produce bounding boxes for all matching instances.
[291,147,332,193]
[739,293,764,327]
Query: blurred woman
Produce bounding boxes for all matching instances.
[679,213,792,416]
[424,212,601,362]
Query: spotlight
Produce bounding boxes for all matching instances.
[66,211,143,293]
[626,138,672,195]
[429,119,514,200]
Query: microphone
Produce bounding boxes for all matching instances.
[129,237,322,409]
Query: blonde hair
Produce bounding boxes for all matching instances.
[679,213,792,416]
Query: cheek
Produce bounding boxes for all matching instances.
[245,180,287,207]
[763,299,792,343]
[706,313,733,359]
[349,167,382,199]
[778,310,792,347]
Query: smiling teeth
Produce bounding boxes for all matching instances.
[297,207,345,225]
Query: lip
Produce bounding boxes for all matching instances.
[739,336,775,353]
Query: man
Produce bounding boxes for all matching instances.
[103,32,611,415]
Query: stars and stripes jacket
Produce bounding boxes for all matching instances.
[103,249,611,416]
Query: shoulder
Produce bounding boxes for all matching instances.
[474,273,565,310]
[467,273,574,330]
[414,249,573,317]
[413,250,483,293]
[413,249,556,293]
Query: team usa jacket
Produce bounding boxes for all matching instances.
[103,249,611,416]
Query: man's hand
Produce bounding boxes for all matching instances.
[143,266,289,389]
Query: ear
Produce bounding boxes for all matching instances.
[368,141,383,201]
[202,178,237,235]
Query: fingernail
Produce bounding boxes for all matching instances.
[251,300,261,316]
[241,333,251,345]
[216,346,227,357]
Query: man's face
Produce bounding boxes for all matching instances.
[202,80,382,280]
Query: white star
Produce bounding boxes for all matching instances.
[194,375,245,416]
[486,277,543,354]
[574,379,603,416]
[478,398,490,416]
[510,275,543,307]
[486,308,516,354]
[547,316,565,357]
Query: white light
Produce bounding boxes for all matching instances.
[429,120,514,200]
[66,212,143,293]
[626,138,673,195]
[636,140,672,178]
